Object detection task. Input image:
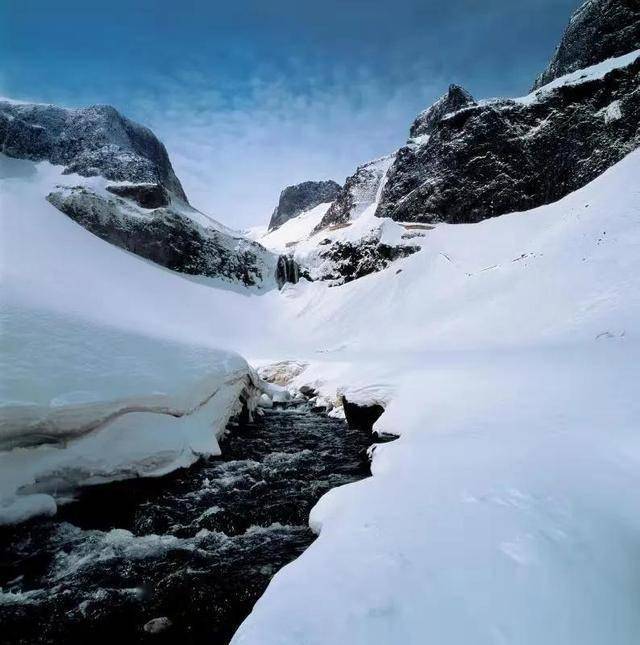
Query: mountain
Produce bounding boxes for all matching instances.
[532,0,640,89]
[374,0,640,226]
[315,154,396,232]
[268,180,342,230]
[0,100,287,289]
[375,29,639,223]
[259,155,420,285]
[261,0,639,282]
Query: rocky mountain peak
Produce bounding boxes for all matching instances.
[409,84,475,139]
[268,179,342,230]
[0,100,187,201]
[532,0,640,90]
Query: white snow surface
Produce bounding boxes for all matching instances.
[0,157,270,523]
[2,145,640,640]
[517,49,640,105]
[231,150,640,644]
[257,202,333,253]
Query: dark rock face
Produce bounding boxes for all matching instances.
[409,84,475,138]
[268,180,341,230]
[342,397,385,432]
[315,155,395,232]
[105,183,170,209]
[276,255,300,289]
[0,102,186,200]
[1,100,291,289]
[309,235,419,285]
[532,0,640,90]
[47,187,273,286]
[376,57,640,224]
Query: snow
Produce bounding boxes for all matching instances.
[231,150,640,644]
[0,156,269,524]
[3,116,640,641]
[257,202,332,253]
[600,99,623,124]
[516,49,640,105]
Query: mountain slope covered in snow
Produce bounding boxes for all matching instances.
[233,142,640,645]
[0,100,285,288]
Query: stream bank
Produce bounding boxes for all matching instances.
[0,402,393,644]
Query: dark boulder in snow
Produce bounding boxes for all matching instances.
[376,55,640,224]
[315,155,396,232]
[0,101,186,200]
[276,254,300,289]
[532,0,640,90]
[269,180,341,230]
[342,397,385,432]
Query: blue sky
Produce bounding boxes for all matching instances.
[1,0,579,226]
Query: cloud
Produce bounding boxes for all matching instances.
[130,64,443,228]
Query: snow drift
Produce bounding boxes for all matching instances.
[0,156,271,525]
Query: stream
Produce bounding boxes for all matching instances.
[0,403,393,644]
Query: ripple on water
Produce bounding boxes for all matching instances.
[0,406,390,644]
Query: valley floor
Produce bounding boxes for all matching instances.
[1,150,639,643]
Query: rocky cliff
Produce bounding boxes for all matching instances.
[375,0,640,225]
[268,180,341,230]
[0,100,287,288]
[315,155,395,232]
[532,0,640,90]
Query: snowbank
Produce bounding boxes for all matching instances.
[232,150,640,644]
[0,156,271,524]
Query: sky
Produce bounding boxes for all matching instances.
[1,0,580,228]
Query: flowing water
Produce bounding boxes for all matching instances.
[0,404,393,644]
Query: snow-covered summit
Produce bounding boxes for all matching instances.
[0,101,186,199]
[409,84,475,139]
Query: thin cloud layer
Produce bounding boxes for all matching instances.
[133,67,442,228]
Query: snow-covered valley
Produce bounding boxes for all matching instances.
[2,0,640,641]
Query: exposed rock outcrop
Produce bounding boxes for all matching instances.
[105,182,170,208]
[315,155,395,232]
[375,0,640,226]
[1,100,289,289]
[276,255,300,288]
[409,84,476,139]
[269,180,341,230]
[376,53,640,224]
[47,186,275,286]
[306,234,419,285]
[532,0,640,90]
[0,102,186,199]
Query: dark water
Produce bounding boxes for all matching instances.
[0,405,392,644]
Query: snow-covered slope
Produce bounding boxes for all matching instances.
[232,149,640,645]
[258,202,333,254]
[0,100,284,288]
[2,113,640,644]
[259,155,420,284]
[0,156,274,524]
